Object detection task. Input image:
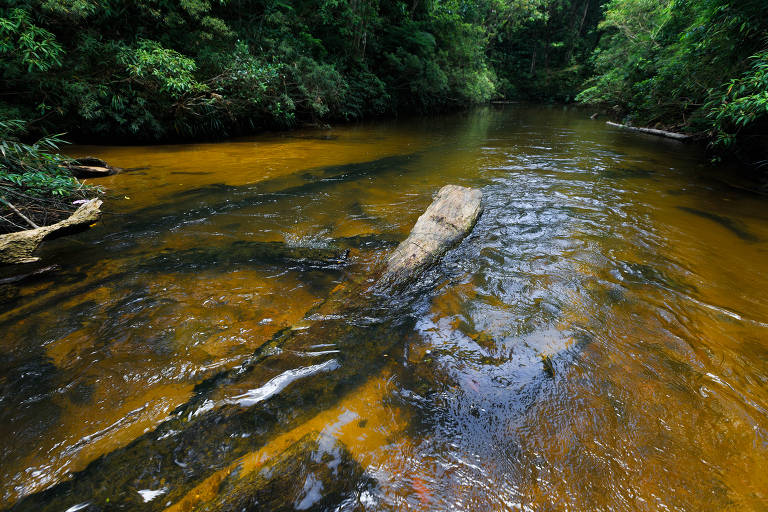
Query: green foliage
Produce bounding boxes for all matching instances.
[7,0,589,140]
[578,0,768,156]
[489,0,604,101]
[0,120,87,199]
[118,40,204,97]
[41,0,98,20]
[0,7,63,72]
[708,50,768,150]
[4,0,764,159]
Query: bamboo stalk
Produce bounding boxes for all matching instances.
[0,196,40,229]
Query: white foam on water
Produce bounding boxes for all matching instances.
[137,487,168,502]
[64,503,90,512]
[228,359,340,407]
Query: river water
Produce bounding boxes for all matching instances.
[2,106,768,511]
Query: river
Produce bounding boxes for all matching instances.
[1,105,768,511]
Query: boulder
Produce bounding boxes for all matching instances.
[0,199,102,264]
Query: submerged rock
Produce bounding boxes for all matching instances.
[7,185,481,511]
[0,199,102,265]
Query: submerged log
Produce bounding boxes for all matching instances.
[146,241,351,272]
[606,121,691,141]
[0,234,404,328]
[10,186,481,511]
[140,234,404,273]
[121,153,418,237]
[0,199,102,265]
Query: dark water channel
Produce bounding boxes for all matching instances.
[2,106,768,511]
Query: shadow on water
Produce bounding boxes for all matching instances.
[676,206,760,242]
[120,153,421,234]
[0,234,404,339]
[8,258,441,511]
[138,235,403,274]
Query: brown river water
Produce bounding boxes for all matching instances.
[1,106,768,511]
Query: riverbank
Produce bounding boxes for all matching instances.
[0,122,111,264]
[0,127,98,227]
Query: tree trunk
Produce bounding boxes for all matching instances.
[606,121,691,141]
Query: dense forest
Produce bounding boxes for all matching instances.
[2,0,767,147]
[1,0,767,215]
[580,0,768,161]
[0,0,604,141]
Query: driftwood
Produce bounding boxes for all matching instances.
[11,185,482,511]
[66,157,120,178]
[381,184,482,287]
[606,121,691,141]
[0,199,102,265]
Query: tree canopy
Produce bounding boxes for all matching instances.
[0,0,602,140]
[1,0,766,158]
[579,0,768,159]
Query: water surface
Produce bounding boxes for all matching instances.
[2,106,768,511]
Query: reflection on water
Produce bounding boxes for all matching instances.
[2,106,768,511]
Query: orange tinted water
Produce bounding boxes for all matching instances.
[1,106,768,510]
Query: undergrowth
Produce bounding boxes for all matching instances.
[0,119,97,234]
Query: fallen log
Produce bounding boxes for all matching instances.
[66,157,121,178]
[380,184,483,289]
[606,121,691,141]
[9,185,481,511]
[0,199,102,265]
